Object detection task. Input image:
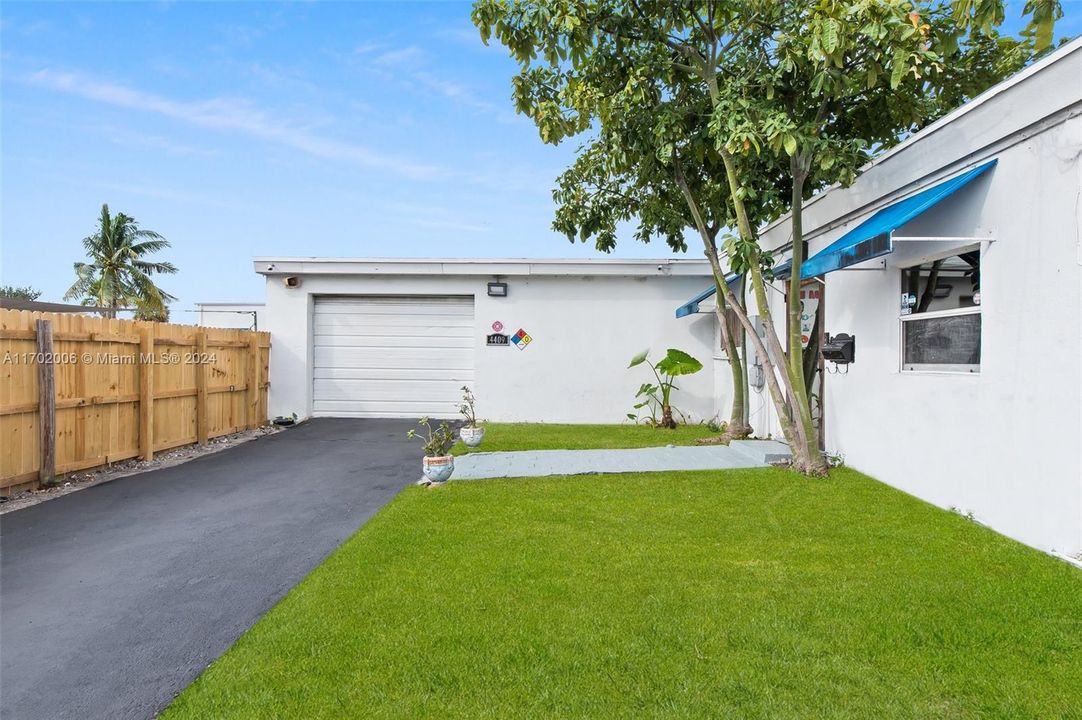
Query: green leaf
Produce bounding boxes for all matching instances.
[890,49,908,89]
[655,348,703,377]
[628,348,650,368]
[783,134,797,156]
[821,18,840,54]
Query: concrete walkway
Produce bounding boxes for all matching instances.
[1,419,418,720]
[452,440,791,480]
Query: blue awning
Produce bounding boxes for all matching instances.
[774,159,996,281]
[675,272,741,318]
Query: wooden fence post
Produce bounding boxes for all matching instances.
[139,326,155,461]
[195,331,208,444]
[247,334,261,429]
[36,319,56,486]
[1,311,273,489]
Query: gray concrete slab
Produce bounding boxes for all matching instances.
[0,418,418,720]
[728,439,794,465]
[451,440,791,480]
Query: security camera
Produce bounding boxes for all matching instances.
[284,276,300,288]
[266,264,276,272]
[657,264,664,271]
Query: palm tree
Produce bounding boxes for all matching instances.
[64,204,178,318]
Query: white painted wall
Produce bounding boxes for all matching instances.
[261,267,718,425]
[195,303,265,331]
[731,41,1082,556]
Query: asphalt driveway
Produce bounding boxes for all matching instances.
[1,418,419,720]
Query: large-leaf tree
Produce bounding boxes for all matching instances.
[65,204,178,319]
[473,0,1058,474]
[707,0,1059,471]
[550,85,788,437]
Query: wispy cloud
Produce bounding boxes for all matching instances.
[82,179,239,210]
[98,125,219,158]
[371,46,426,68]
[385,200,493,234]
[433,26,486,47]
[352,41,386,56]
[408,217,492,234]
[413,71,500,114]
[352,43,512,121]
[24,68,446,180]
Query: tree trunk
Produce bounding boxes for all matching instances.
[660,404,676,430]
[917,259,944,313]
[737,280,751,431]
[717,149,821,474]
[672,159,796,453]
[786,159,826,472]
[802,305,821,396]
[746,263,810,450]
[714,278,750,438]
[697,66,822,473]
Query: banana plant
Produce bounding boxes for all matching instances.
[628,348,703,429]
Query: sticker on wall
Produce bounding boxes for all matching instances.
[491,320,504,332]
[798,287,820,349]
[511,328,532,350]
[487,333,509,347]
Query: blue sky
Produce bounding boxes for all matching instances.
[2,1,1080,311]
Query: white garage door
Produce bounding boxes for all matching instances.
[312,296,475,418]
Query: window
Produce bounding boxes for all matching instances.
[899,250,981,373]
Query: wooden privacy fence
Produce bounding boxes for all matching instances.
[0,309,270,493]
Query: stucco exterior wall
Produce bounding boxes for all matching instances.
[262,270,719,425]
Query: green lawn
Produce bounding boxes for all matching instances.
[452,422,721,455]
[164,468,1082,719]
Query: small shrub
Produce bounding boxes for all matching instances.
[407,417,455,457]
[458,386,480,428]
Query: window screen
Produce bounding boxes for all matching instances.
[902,312,981,370]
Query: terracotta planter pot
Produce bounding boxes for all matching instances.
[459,425,486,448]
[422,455,455,483]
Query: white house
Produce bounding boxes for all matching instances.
[254,258,719,424]
[683,38,1080,557]
[251,39,1080,558]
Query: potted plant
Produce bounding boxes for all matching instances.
[457,385,485,448]
[408,417,456,483]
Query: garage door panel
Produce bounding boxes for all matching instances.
[315,299,473,315]
[313,334,474,350]
[314,315,475,332]
[313,367,473,382]
[314,379,469,403]
[311,399,461,418]
[313,348,474,370]
[312,296,475,417]
[311,322,471,339]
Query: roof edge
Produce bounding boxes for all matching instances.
[253,257,714,277]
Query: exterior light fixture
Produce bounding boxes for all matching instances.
[487,281,508,297]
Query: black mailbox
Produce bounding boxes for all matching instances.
[822,333,855,364]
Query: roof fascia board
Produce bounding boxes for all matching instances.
[253,258,714,277]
